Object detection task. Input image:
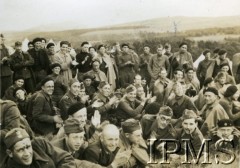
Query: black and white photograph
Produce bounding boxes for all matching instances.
[1,0,240,167]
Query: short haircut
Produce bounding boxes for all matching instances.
[179,42,188,48]
[60,41,69,47]
[203,49,211,56]
[81,41,89,47]
[164,43,171,49]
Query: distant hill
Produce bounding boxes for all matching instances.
[3,15,240,46]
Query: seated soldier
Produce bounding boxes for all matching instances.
[3,76,25,102]
[117,85,147,124]
[184,67,200,96]
[59,78,89,120]
[176,110,204,155]
[13,87,29,117]
[120,119,150,167]
[200,87,229,136]
[83,124,131,168]
[210,119,240,152]
[149,106,178,155]
[140,102,161,140]
[83,74,96,100]
[91,81,118,122]
[167,82,198,120]
[52,118,85,159]
[55,102,104,144]
[1,128,76,168]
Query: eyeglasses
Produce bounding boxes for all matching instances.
[159,116,171,123]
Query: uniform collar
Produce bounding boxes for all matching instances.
[172,95,185,106]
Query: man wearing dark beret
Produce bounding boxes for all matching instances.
[219,85,240,124]
[46,42,55,63]
[169,42,193,79]
[30,77,63,139]
[185,67,200,96]
[200,87,229,135]
[119,119,149,167]
[196,49,215,87]
[82,74,96,99]
[28,37,51,84]
[210,119,240,151]
[27,41,34,50]
[1,128,76,168]
[212,48,232,78]
[9,41,35,94]
[218,63,236,85]
[117,43,137,88]
[47,63,67,107]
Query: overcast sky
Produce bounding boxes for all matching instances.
[1,0,240,31]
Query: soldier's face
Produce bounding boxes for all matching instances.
[122,46,129,53]
[16,90,26,100]
[9,138,33,166]
[219,76,226,85]
[204,92,217,105]
[92,62,100,71]
[180,45,187,53]
[34,41,42,50]
[15,79,24,87]
[126,129,142,145]
[159,70,167,79]
[101,132,119,152]
[187,70,194,79]
[82,44,89,53]
[28,44,34,50]
[173,83,184,97]
[134,76,142,85]
[182,118,197,134]
[84,79,92,86]
[15,45,22,53]
[52,67,61,75]
[143,47,150,54]
[157,114,171,129]
[174,71,183,81]
[72,108,87,127]
[99,47,105,54]
[126,90,137,102]
[218,127,233,139]
[100,84,111,97]
[137,87,145,98]
[221,66,229,72]
[41,40,46,49]
[70,82,80,96]
[66,132,85,151]
[61,44,68,53]
[42,81,54,95]
[157,47,163,55]
[49,46,55,52]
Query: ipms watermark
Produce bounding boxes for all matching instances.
[147,139,237,165]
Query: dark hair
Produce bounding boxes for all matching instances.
[179,42,187,48]
[213,48,220,54]
[81,41,89,47]
[41,38,46,43]
[218,49,227,56]
[203,49,211,56]
[89,47,96,52]
[60,41,69,47]
[121,43,129,48]
[98,44,105,50]
[164,43,171,49]
[28,41,33,46]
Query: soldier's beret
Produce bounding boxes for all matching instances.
[83,74,94,80]
[40,77,54,86]
[220,63,229,69]
[158,106,173,117]
[32,37,42,44]
[203,87,219,96]
[50,63,61,69]
[69,78,79,87]
[64,118,84,134]
[217,119,233,127]
[4,128,30,149]
[182,109,198,120]
[121,118,141,133]
[46,42,55,49]
[121,43,129,48]
[224,85,238,98]
[203,77,214,87]
[179,42,187,48]
[145,102,161,115]
[68,102,86,115]
[14,76,24,82]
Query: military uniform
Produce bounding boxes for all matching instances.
[1,137,76,168]
[59,91,81,120]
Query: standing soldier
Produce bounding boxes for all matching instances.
[9,41,35,94]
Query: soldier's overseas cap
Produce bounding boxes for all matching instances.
[217,119,233,128]
[64,118,84,134]
[159,106,173,117]
[121,118,141,133]
[4,128,30,149]
[182,109,198,120]
[68,78,79,87]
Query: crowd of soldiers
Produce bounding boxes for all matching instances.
[1,34,240,167]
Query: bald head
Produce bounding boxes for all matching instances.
[101,124,120,152]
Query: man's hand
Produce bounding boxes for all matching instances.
[91,110,101,127]
[92,99,104,108]
[111,150,132,168]
[53,115,63,124]
[109,96,119,106]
